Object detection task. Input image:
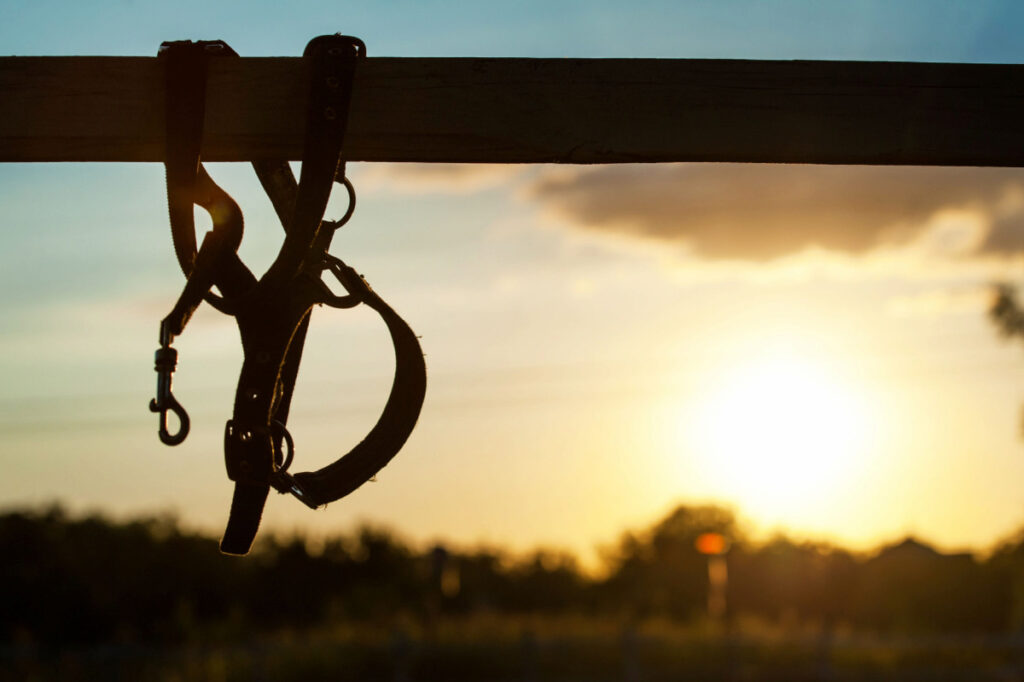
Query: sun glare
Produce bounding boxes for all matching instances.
[686,353,870,523]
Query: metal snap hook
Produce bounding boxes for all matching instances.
[150,322,190,445]
[150,390,190,446]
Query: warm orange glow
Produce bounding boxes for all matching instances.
[695,531,728,555]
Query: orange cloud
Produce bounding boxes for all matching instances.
[524,164,1024,262]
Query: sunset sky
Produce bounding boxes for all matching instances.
[1,1,1024,565]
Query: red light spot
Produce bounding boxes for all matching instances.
[695,532,727,555]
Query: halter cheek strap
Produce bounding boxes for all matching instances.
[153,35,427,556]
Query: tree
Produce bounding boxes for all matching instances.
[599,505,742,619]
[990,284,1024,340]
[990,283,1024,437]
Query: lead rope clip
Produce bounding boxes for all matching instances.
[149,320,190,445]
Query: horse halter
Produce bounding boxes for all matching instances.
[149,36,427,555]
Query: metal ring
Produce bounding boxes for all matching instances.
[328,177,356,228]
[271,419,295,472]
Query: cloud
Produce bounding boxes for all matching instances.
[353,163,528,195]
[983,211,1024,254]
[524,164,1024,262]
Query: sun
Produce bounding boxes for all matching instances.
[686,352,870,521]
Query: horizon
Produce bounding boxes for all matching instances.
[4,494,1019,568]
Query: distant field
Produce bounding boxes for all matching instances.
[5,617,1024,682]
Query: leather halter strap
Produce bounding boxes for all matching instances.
[160,40,248,311]
[155,35,427,556]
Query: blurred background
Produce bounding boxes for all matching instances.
[2,1,1024,679]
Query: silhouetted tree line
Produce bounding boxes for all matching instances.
[3,503,1024,646]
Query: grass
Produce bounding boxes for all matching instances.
[5,615,1024,681]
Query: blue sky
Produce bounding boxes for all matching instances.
[1,1,1024,562]
[3,1,1024,62]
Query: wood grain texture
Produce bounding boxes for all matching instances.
[2,56,1024,165]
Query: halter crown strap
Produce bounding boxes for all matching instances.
[154,35,427,556]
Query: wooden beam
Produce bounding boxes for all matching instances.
[2,56,1024,165]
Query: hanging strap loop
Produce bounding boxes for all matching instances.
[159,40,246,303]
[150,41,254,443]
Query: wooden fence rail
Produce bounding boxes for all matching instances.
[2,56,1024,165]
